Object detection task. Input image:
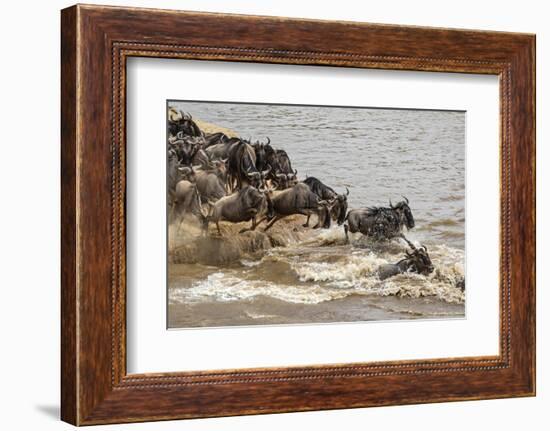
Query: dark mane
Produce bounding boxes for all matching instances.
[366,206,391,215]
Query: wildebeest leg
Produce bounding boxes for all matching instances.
[216,221,222,236]
[303,214,310,228]
[398,233,414,248]
[177,215,186,235]
[201,218,209,236]
[250,216,257,231]
[264,215,282,231]
[312,211,322,229]
[239,217,257,234]
[344,223,350,243]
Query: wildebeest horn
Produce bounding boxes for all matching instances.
[294,169,298,176]
[345,187,350,196]
[421,245,428,251]
[389,199,393,208]
[266,137,270,145]
[402,195,409,204]
[261,167,271,176]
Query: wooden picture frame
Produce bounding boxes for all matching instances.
[61,4,535,425]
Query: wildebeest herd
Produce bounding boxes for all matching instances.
[168,107,448,283]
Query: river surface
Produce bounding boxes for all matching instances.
[168,101,466,328]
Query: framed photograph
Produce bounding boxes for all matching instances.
[61,4,535,425]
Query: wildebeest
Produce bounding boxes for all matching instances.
[252,138,275,171]
[206,186,272,235]
[377,239,434,280]
[303,176,349,225]
[271,149,297,188]
[195,168,227,203]
[344,197,415,242]
[275,149,293,174]
[263,183,332,231]
[191,147,211,170]
[170,180,209,232]
[168,108,202,137]
[170,136,199,166]
[227,140,269,190]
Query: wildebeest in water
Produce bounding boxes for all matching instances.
[344,197,415,242]
[377,238,434,280]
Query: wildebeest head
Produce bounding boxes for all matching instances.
[331,187,350,225]
[240,185,267,218]
[211,159,227,181]
[275,173,290,189]
[286,169,298,187]
[168,110,202,138]
[172,136,201,165]
[181,113,202,137]
[177,166,196,183]
[253,137,272,171]
[246,167,270,189]
[403,245,434,275]
[390,196,415,229]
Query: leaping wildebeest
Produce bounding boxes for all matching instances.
[263,183,332,231]
[206,186,273,235]
[171,180,209,233]
[303,176,349,226]
[344,197,415,242]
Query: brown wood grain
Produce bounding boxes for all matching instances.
[60,4,536,425]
